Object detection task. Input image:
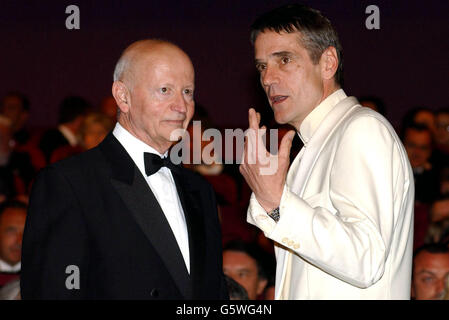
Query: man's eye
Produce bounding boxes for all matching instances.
[422,277,435,284]
[256,64,266,72]
[184,89,193,96]
[281,57,291,64]
[160,87,169,94]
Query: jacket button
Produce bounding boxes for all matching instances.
[282,237,289,244]
[150,288,159,297]
[293,243,300,249]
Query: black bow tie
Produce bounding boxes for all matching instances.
[144,152,180,176]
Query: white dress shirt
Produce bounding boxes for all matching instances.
[113,123,190,273]
[58,124,78,147]
[0,259,20,273]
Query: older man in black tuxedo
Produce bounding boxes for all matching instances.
[21,39,228,300]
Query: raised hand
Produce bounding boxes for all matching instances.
[239,108,295,212]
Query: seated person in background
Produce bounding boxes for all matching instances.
[222,241,268,300]
[39,96,90,164]
[432,108,449,170]
[0,92,30,146]
[0,200,27,288]
[0,116,35,197]
[1,92,46,175]
[80,112,114,150]
[425,195,449,244]
[402,123,440,204]
[435,108,449,154]
[50,112,114,163]
[412,243,449,300]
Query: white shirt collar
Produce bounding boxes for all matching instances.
[58,124,78,147]
[0,259,20,272]
[112,122,167,178]
[299,89,347,145]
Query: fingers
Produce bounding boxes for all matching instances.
[278,130,296,159]
[248,108,261,130]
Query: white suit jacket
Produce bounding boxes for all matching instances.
[248,90,414,299]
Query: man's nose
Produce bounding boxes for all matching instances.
[172,93,188,114]
[261,65,279,88]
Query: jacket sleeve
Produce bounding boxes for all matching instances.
[20,166,89,299]
[248,115,411,288]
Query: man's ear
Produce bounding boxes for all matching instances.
[320,46,338,81]
[112,81,131,114]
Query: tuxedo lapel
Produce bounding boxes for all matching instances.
[98,133,192,299]
[171,169,206,299]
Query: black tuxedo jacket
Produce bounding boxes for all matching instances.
[21,133,228,299]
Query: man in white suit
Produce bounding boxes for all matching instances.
[240,4,414,299]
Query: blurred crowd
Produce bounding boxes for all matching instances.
[0,91,448,300]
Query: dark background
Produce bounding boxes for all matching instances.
[1,0,448,129]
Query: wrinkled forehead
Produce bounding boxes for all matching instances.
[254,30,304,59]
[132,46,194,84]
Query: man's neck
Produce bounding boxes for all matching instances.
[117,119,171,154]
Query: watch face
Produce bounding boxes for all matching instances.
[268,207,280,222]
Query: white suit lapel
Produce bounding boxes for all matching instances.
[276,96,360,299]
[292,96,359,196]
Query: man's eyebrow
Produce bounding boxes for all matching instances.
[272,51,294,58]
[255,51,295,64]
[416,270,435,276]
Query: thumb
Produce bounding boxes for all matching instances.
[278,130,296,159]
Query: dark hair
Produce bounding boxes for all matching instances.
[58,96,90,124]
[250,3,343,86]
[223,240,268,280]
[225,275,249,300]
[0,200,27,218]
[400,122,434,144]
[414,243,449,259]
[2,92,30,111]
[401,107,434,131]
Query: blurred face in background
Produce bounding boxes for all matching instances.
[412,251,449,300]
[0,119,12,166]
[414,110,436,135]
[435,112,449,147]
[80,113,114,150]
[223,250,267,299]
[404,128,432,169]
[1,95,28,133]
[0,207,26,266]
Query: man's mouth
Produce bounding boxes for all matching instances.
[270,95,288,105]
[165,119,185,125]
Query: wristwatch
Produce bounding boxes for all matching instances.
[267,207,280,222]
